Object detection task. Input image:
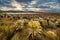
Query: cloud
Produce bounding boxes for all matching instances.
[40,2,60,9]
[0,0,13,7]
[26,0,39,7]
[15,0,32,3]
[0,0,60,12]
[0,0,26,11]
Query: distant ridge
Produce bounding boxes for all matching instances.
[0,10,60,13]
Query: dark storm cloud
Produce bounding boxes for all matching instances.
[15,0,33,3]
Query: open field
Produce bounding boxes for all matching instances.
[0,12,60,40]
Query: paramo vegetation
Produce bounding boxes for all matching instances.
[0,14,60,40]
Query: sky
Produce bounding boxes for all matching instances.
[0,0,60,12]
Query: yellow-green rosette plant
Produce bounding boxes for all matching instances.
[28,20,42,36]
